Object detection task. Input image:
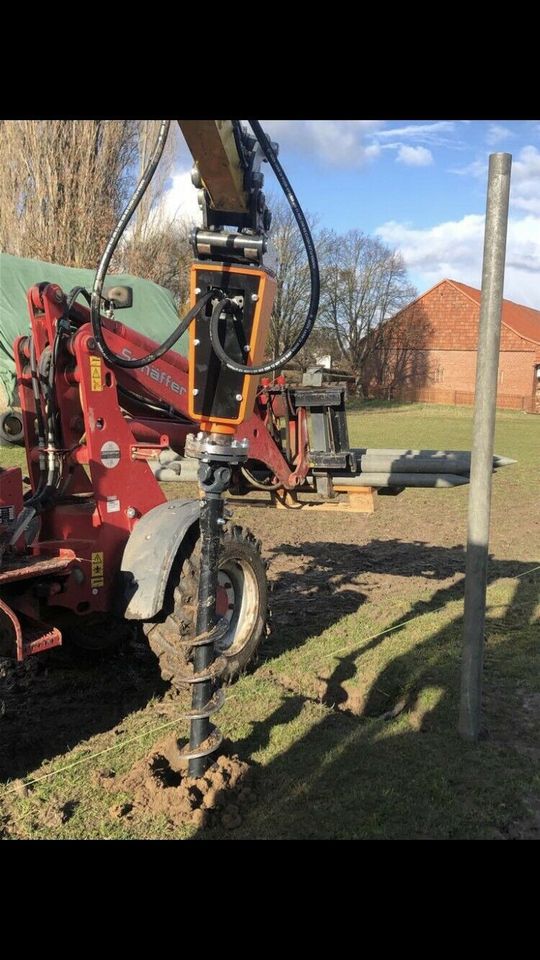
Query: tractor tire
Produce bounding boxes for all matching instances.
[144,523,268,690]
[0,409,24,446]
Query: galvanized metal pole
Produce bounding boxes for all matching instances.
[459,153,512,741]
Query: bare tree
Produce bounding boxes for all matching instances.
[130,121,177,240]
[114,122,203,306]
[119,218,194,307]
[364,306,432,399]
[267,196,321,361]
[292,325,341,373]
[320,229,416,386]
[0,120,139,267]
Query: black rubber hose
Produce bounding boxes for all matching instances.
[99,288,214,369]
[67,286,92,312]
[89,120,214,369]
[25,336,47,502]
[240,465,283,491]
[207,118,320,376]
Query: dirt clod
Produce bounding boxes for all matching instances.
[101,736,253,831]
[40,802,75,829]
[94,768,116,788]
[190,808,208,829]
[109,802,133,820]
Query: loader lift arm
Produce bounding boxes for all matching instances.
[178,120,274,244]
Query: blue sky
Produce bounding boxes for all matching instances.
[166,120,540,308]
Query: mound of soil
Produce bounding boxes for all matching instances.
[99,738,256,831]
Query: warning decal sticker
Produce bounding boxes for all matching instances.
[91,551,104,588]
[90,356,102,391]
[100,441,121,469]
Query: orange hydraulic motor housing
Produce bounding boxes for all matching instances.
[188,261,276,434]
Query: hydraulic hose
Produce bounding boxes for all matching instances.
[89,120,212,369]
[207,118,320,377]
[90,120,170,367]
[240,465,283,491]
[91,118,319,374]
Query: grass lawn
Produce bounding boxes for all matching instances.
[1,402,539,839]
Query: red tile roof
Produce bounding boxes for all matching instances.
[448,279,540,345]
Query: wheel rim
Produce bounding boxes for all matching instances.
[215,556,260,655]
[2,413,22,438]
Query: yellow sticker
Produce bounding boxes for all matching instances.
[90,356,102,392]
[91,551,104,587]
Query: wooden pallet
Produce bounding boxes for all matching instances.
[228,485,376,514]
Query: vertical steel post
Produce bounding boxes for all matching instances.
[459,153,512,741]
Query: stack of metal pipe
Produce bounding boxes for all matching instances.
[149,448,516,490]
[336,449,516,488]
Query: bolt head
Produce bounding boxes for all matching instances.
[235,394,243,402]
[126,506,136,519]
[195,287,202,295]
[193,388,199,396]
[193,338,200,346]
[243,344,251,353]
[251,293,259,303]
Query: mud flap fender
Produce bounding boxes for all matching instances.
[119,498,200,620]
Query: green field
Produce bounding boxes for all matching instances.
[1,402,539,839]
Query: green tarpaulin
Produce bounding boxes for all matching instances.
[0,252,187,405]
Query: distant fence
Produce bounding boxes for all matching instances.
[368,385,537,413]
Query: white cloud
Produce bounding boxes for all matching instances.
[161,168,202,225]
[511,145,540,214]
[259,119,466,168]
[449,158,486,177]
[375,121,455,141]
[365,143,382,159]
[486,124,514,145]
[451,144,540,217]
[396,145,433,167]
[261,120,385,168]
[227,119,464,169]
[376,213,540,308]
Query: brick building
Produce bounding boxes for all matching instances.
[368,279,540,413]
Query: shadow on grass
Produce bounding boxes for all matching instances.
[0,631,168,783]
[265,537,473,662]
[207,544,539,839]
[0,539,378,784]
